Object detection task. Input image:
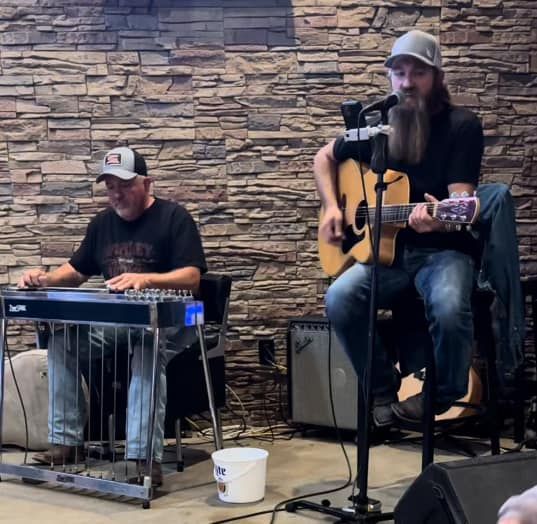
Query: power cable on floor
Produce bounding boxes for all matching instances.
[5,338,30,464]
[268,318,354,523]
[209,318,355,524]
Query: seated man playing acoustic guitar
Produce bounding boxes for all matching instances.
[315,30,484,426]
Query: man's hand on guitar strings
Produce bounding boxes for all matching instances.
[320,206,344,245]
[408,192,444,234]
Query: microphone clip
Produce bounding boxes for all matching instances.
[343,124,392,142]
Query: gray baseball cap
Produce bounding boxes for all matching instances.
[385,30,442,70]
[96,146,147,182]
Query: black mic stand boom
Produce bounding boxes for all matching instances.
[286,106,394,523]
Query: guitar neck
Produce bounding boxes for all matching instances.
[373,203,434,224]
[360,198,478,226]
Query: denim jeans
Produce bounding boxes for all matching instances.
[325,247,475,405]
[47,324,197,462]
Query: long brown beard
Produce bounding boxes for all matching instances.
[388,95,430,165]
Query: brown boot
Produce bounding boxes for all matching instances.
[33,445,85,466]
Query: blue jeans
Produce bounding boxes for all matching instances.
[47,324,196,462]
[325,247,475,405]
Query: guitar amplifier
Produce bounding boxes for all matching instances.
[287,317,358,430]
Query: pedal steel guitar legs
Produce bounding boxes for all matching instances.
[0,287,213,508]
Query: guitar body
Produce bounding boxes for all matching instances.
[318,159,479,278]
[318,159,409,277]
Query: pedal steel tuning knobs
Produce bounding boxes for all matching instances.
[123,288,192,301]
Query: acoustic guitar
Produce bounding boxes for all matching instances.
[318,159,480,277]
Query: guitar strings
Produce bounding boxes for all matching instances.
[354,202,472,223]
[355,203,437,222]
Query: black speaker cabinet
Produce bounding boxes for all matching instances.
[394,452,537,524]
[287,316,358,430]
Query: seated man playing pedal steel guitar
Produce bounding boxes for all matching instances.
[315,30,483,427]
[18,146,206,486]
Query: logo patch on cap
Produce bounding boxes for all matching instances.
[105,153,122,166]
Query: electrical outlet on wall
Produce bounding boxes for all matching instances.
[258,339,275,366]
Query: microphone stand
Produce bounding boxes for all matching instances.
[286,108,394,522]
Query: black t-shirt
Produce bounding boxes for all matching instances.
[70,197,207,280]
[332,104,483,256]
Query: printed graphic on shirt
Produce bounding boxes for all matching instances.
[103,241,157,277]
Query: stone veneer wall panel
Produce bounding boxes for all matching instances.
[0,0,535,424]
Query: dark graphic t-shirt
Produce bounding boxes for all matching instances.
[69,198,207,280]
[332,104,483,257]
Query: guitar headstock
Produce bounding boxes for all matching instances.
[434,197,480,225]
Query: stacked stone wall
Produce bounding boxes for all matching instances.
[1,0,535,424]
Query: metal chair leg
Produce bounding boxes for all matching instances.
[175,418,184,472]
[196,324,223,450]
[422,349,436,470]
[485,346,501,455]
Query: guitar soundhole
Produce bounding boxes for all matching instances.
[356,199,367,229]
[340,196,365,255]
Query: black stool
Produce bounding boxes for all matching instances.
[396,276,537,469]
[516,276,537,442]
[392,287,502,470]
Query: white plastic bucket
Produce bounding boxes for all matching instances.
[211,447,269,503]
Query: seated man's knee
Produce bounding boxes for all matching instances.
[326,296,369,337]
[430,298,472,333]
[326,277,365,320]
[325,283,344,318]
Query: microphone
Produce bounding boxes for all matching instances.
[361,91,405,114]
[340,96,399,142]
[340,100,363,130]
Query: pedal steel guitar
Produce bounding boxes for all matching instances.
[0,286,215,509]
